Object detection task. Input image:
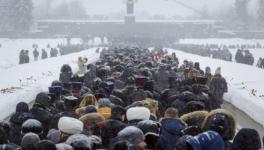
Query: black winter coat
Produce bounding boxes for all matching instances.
[30,104,53,135]
[9,112,33,145]
[98,119,126,149]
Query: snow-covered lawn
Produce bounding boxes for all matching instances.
[0,38,82,69]
[168,48,264,127]
[0,48,100,120]
[179,38,264,64]
[179,38,264,46]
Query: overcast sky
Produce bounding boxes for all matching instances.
[34,0,258,17]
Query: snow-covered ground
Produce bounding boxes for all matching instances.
[0,38,83,69]
[1,37,264,128]
[179,38,264,46]
[168,48,264,127]
[179,38,264,64]
[0,48,100,119]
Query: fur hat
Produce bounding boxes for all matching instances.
[141,98,159,114]
[188,68,200,78]
[58,117,83,135]
[56,143,73,150]
[75,107,87,117]
[79,113,105,127]
[202,109,236,140]
[126,107,151,121]
[180,111,209,128]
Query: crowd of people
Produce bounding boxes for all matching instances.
[172,44,263,67]
[59,44,91,56]
[172,44,233,62]
[235,49,254,66]
[19,44,59,64]
[3,47,262,150]
[18,50,30,64]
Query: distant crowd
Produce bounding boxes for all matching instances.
[173,43,264,68]
[19,44,59,64]
[234,49,254,65]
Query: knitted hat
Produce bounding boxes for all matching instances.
[98,98,112,108]
[85,105,97,113]
[21,133,40,149]
[66,134,92,150]
[118,126,145,146]
[22,119,43,135]
[215,67,221,75]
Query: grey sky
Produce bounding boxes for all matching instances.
[34,0,258,17]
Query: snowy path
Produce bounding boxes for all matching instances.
[1,45,264,133]
[168,48,264,128]
[223,102,264,138]
[0,48,100,120]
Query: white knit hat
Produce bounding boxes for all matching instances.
[126,107,150,121]
[215,67,221,75]
[58,117,83,135]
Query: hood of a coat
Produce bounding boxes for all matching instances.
[10,112,33,125]
[202,109,235,140]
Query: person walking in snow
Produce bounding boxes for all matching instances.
[24,50,30,63]
[235,49,244,63]
[41,49,48,59]
[244,50,254,65]
[77,57,88,76]
[261,58,264,69]
[33,48,39,61]
[50,48,58,58]
[209,67,228,109]
[19,50,25,64]
[205,66,213,86]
